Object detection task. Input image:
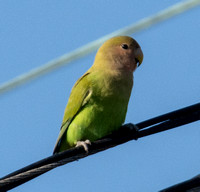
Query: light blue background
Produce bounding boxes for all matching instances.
[0,1,199,191]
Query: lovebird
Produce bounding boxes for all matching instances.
[53,36,143,154]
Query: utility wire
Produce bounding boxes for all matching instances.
[160,174,200,192]
[0,0,200,95]
[0,103,199,192]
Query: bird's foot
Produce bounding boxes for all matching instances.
[76,139,91,153]
[125,123,139,140]
[126,123,139,131]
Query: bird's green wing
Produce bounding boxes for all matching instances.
[53,72,92,153]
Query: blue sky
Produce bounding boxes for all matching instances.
[0,1,200,192]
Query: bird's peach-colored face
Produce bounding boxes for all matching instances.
[113,39,143,72]
[94,36,143,73]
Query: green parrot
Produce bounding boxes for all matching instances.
[53,36,143,154]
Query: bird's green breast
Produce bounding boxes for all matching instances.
[64,70,133,149]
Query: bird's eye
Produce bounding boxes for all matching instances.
[121,44,129,49]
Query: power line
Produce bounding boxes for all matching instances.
[0,0,200,95]
[0,103,199,192]
[160,174,200,192]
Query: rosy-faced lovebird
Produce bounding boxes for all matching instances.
[53,36,143,154]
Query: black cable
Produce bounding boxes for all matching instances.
[0,103,199,192]
[159,174,200,192]
[136,102,200,129]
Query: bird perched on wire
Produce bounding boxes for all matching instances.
[53,36,143,154]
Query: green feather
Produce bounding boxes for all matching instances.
[53,36,143,154]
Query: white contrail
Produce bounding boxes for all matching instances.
[0,0,200,94]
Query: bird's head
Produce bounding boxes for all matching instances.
[93,36,143,73]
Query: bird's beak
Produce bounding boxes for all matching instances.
[135,47,143,67]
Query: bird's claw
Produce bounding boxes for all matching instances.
[76,139,91,153]
[126,123,139,131]
[125,123,139,140]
